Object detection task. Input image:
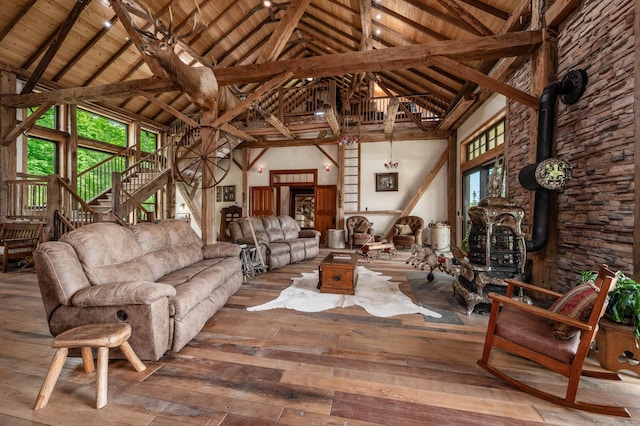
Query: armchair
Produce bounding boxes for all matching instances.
[345,216,375,249]
[391,216,423,248]
[478,264,629,417]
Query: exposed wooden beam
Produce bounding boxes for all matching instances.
[435,0,493,36]
[253,103,297,140]
[21,0,94,94]
[437,93,477,130]
[136,91,199,128]
[0,0,37,43]
[427,56,539,109]
[324,104,341,136]
[383,99,399,136]
[0,77,173,108]
[545,0,584,28]
[257,0,312,63]
[1,102,54,146]
[53,14,120,82]
[315,145,337,167]
[214,31,543,85]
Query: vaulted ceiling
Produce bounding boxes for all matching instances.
[0,0,538,136]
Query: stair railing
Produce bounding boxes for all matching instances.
[112,143,172,219]
[77,145,137,203]
[48,175,101,240]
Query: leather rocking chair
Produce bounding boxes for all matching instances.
[478,264,630,417]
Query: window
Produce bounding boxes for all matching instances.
[27,137,57,176]
[140,129,157,154]
[466,118,504,161]
[28,105,56,129]
[462,160,505,239]
[461,116,506,241]
[77,108,127,147]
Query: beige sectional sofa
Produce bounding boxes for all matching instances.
[33,219,243,361]
[228,215,320,270]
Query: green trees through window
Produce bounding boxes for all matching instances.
[77,108,127,146]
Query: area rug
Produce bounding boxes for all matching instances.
[247,266,442,319]
[405,270,464,325]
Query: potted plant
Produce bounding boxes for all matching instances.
[582,270,640,345]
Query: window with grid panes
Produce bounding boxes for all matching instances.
[466,118,505,161]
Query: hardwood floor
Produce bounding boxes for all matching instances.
[1,248,640,425]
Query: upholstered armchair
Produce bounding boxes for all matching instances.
[346,216,375,248]
[392,216,424,248]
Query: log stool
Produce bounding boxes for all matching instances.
[33,323,146,410]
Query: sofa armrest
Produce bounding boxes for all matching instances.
[203,242,242,258]
[299,229,320,239]
[71,281,176,307]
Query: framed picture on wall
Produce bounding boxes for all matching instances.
[223,185,236,202]
[376,172,398,192]
[216,186,222,202]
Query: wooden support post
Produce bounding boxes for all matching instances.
[0,71,17,222]
[529,1,558,289]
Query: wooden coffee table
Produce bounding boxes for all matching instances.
[317,252,358,295]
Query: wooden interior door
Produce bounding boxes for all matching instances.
[314,185,337,246]
[250,186,273,217]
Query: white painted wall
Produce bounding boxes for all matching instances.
[357,138,448,241]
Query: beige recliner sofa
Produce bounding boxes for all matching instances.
[33,219,243,361]
[228,215,320,270]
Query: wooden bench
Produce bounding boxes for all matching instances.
[0,222,43,273]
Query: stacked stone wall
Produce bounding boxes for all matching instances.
[506,0,635,291]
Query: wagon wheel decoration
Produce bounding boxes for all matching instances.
[174,125,232,189]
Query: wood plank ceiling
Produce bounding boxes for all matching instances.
[0,0,533,136]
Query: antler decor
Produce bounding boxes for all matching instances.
[128,0,219,113]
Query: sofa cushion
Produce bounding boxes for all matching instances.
[278,215,301,240]
[61,222,154,285]
[262,216,285,242]
[230,218,269,245]
[286,239,307,263]
[133,220,204,280]
[158,257,242,318]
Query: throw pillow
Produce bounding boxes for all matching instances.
[355,221,370,233]
[395,224,413,235]
[548,283,599,339]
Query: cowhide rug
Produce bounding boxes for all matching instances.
[247,266,442,319]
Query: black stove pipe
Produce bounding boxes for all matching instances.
[518,69,587,253]
[522,82,562,253]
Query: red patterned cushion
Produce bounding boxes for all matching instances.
[548,283,598,339]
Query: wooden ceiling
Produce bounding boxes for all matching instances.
[0,0,537,134]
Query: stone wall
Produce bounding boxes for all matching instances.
[506,0,635,291]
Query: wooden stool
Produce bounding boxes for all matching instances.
[33,323,146,410]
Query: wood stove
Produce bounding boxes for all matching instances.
[453,195,526,314]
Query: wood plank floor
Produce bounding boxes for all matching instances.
[2,248,640,425]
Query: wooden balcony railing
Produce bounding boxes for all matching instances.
[5,177,48,220]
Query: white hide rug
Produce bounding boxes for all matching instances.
[247,266,442,319]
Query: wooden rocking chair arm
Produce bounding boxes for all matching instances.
[488,292,593,332]
[504,278,564,299]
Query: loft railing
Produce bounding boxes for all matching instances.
[77,145,137,203]
[344,93,442,125]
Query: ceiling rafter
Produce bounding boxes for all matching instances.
[0,0,38,43]
[435,0,494,36]
[22,0,95,94]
